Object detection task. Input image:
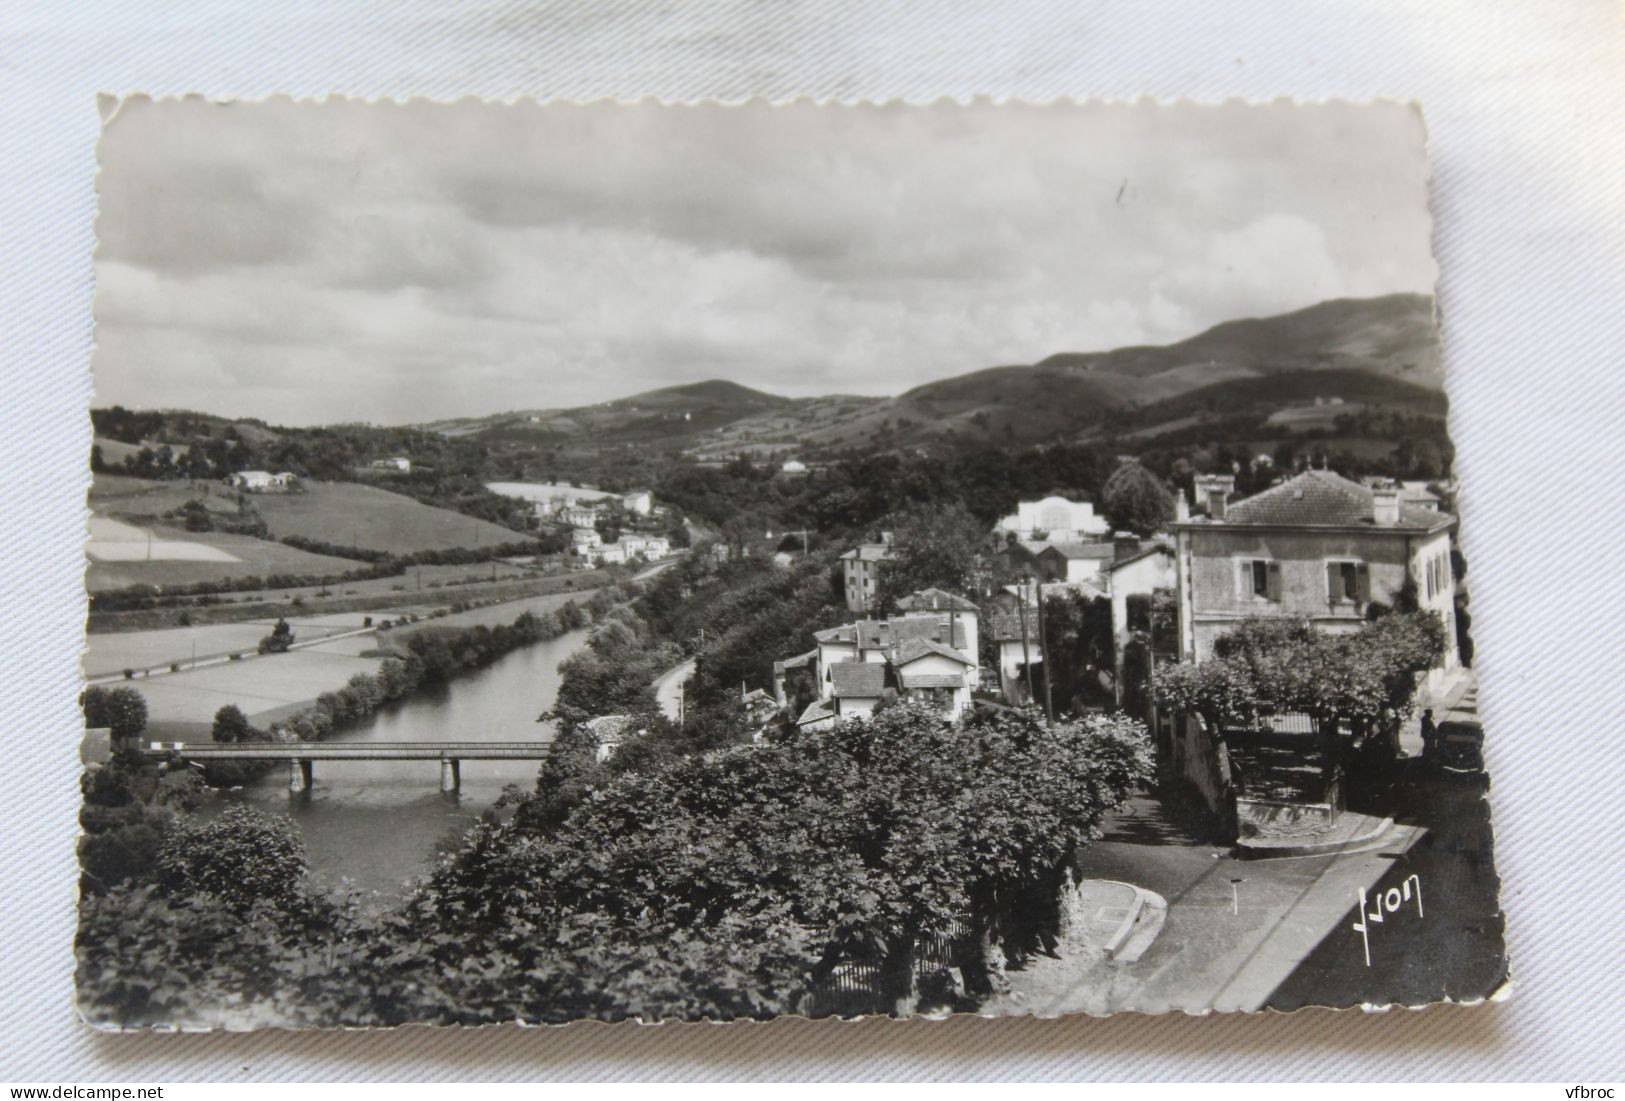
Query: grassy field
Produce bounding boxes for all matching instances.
[91,472,234,517]
[134,649,388,737]
[83,611,386,677]
[252,482,522,554]
[86,523,362,592]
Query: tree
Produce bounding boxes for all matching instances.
[873,502,988,611]
[1154,612,1447,733]
[156,804,309,914]
[258,617,295,655]
[210,704,257,744]
[80,686,148,741]
[1101,461,1174,537]
[431,699,1150,1019]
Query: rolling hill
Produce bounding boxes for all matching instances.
[420,293,1442,456]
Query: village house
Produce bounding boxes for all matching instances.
[370,456,411,473]
[581,714,645,762]
[1174,469,1458,680]
[986,539,1175,706]
[621,489,653,516]
[781,588,982,728]
[569,527,602,551]
[995,495,1110,543]
[839,536,894,613]
[1035,541,1119,584]
[560,503,603,529]
[780,459,807,474]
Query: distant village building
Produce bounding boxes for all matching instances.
[1172,468,1458,679]
[839,536,895,612]
[621,490,653,516]
[581,714,645,763]
[228,470,276,492]
[780,459,808,474]
[371,456,411,473]
[995,496,1110,542]
[569,527,602,550]
[560,503,602,529]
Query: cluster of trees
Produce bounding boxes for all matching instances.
[77,701,1151,1027]
[80,685,149,742]
[1153,612,1448,734]
[88,562,405,614]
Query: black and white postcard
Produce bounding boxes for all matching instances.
[77,98,1507,1028]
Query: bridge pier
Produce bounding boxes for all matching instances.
[440,758,460,794]
[289,758,313,794]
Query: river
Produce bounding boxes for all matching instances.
[212,627,591,899]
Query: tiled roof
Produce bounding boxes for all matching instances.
[854,615,967,651]
[895,588,980,613]
[839,543,894,562]
[900,673,965,690]
[1217,470,1452,530]
[774,648,819,674]
[891,637,974,667]
[1105,543,1174,572]
[830,661,888,698]
[796,698,835,726]
[813,625,857,644]
[989,612,1028,642]
[1040,542,1117,560]
[580,714,642,742]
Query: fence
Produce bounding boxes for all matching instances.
[804,923,967,1017]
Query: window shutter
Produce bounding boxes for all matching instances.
[1238,561,1250,600]
[1356,562,1371,603]
[1326,562,1340,603]
[1266,561,1283,602]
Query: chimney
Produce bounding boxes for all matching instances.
[1113,532,1141,562]
[1373,485,1401,526]
[1175,489,1190,522]
[1195,474,1235,521]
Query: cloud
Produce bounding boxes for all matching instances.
[92,99,1436,425]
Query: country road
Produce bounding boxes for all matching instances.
[653,658,696,721]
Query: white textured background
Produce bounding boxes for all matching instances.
[3,0,1623,1082]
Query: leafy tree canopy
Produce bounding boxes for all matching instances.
[1154,612,1447,730]
[1101,461,1174,537]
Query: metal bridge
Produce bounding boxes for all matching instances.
[143,741,554,794]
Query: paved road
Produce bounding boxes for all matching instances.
[653,658,696,721]
[1063,758,1505,1013]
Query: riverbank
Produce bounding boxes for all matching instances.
[117,586,611,739]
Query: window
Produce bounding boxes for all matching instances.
[1238,559,1280,602]
[1326,559,1369,605]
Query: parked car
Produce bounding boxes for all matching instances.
[1432,720,1484,775]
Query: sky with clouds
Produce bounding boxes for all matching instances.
[93,98,1435,426]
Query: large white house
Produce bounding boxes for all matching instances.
[996,496,1111,542]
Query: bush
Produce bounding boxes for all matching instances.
[258,618,295,655]
[157,805,308,913]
